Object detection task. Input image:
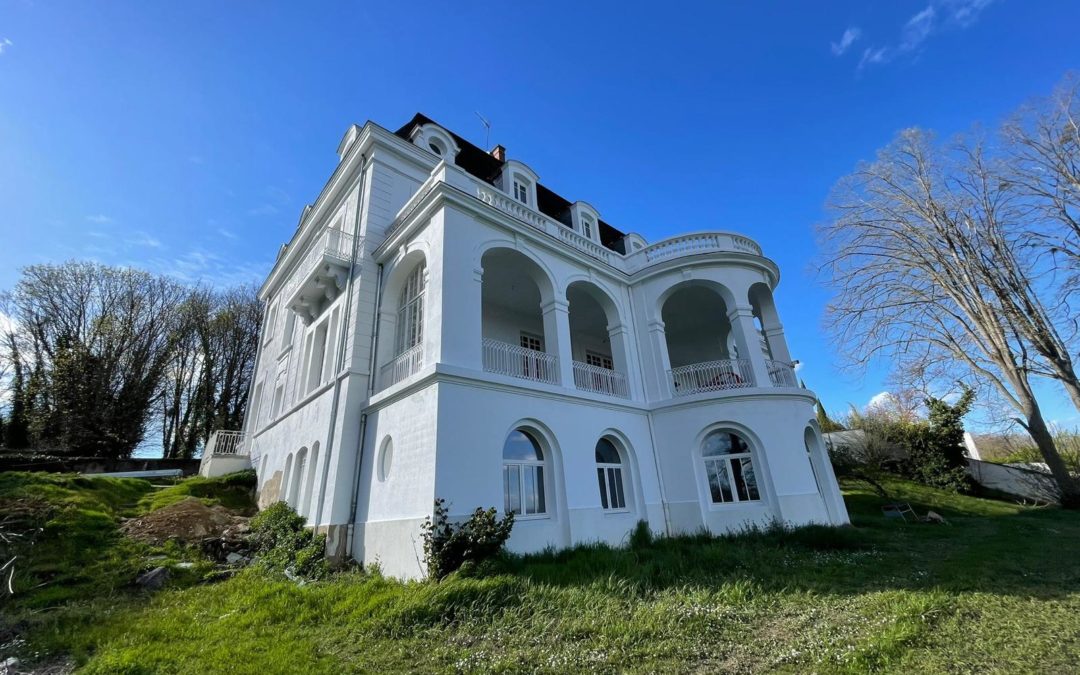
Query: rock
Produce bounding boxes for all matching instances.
[225,552,247,565]
[3,657,20,674]
[173,561,195,570]
[924,510,947,524]
[136,566,170,591]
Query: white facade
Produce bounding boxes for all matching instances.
[238,114,849,579]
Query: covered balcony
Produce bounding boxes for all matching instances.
[662,284,755,396]
[480,248,560,385]
[567,281,630,398]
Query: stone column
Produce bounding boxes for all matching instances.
[647,319,672,398]
[542,298,575,387]
[728,305,771,388]
[607,322,635,398]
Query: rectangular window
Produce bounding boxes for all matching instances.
[582,218,593,239]
[585,351,613,370]
[520,332,545,379]
[513,181,528,204]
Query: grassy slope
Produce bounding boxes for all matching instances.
[6,474,1080,674]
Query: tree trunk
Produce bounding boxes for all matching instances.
[1021,394,1080,508]
[1060,375,1080,416]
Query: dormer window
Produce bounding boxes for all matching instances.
[513,179,529,204]
[570,201,601,243]
[581,214,594,240]
[409,123,459,163]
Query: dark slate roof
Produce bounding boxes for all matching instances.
[394,113,627,254]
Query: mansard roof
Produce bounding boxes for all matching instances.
[394,113,628,253]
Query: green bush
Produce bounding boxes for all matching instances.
[421,498,514,581]
[248,501,327,580]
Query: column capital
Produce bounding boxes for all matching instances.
[647,318,666,333]
[728,304,756,321]
[607,322,629,337]
[541,298,570,314]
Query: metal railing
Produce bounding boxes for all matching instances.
[572,360,630,398]
[766,359,798,388]
[482,338,559,385]
[206,430,248,457]
[380,343,424,390]
[668,359,755,396]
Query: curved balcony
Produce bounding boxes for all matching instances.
[669,359,755,397]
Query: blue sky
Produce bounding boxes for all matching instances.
[1,0,1078,428]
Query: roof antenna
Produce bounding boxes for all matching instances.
[475,111,492,150]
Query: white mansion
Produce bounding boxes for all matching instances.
[206,113,850,579]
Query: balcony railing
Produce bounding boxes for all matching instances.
[380,343,424,390]
[669,359,755,397]
[205,430,248,457]
[766,359,798,388]
[572,361,630,398]
[482,338,559,385]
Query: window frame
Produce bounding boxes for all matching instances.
[700,429,763,507]
[513,178,530,205]
[395,262,426,356]
[595,438,628,513]
[502,430,549,519]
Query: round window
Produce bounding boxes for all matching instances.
[428,141,443,156]
[378,437,394,481]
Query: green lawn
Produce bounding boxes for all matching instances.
[3,473,1079,673]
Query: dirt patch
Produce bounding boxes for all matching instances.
[121,497,248,546]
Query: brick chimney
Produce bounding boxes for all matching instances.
[490,144,506,162]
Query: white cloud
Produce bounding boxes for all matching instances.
[830,27,862,56]
[247,204,279,217]
[0,38,12,56]
[866,391,894,411]
[126,231,162,249]
[851,0,995,71]
[86,214,114,224]
[217,228,238,240]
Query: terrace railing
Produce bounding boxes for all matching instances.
[572,360,630,398]
[668,359,755,397]
[482,338,559,385]
[379,343,424,390]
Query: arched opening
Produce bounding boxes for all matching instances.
[301,442,320,519]
[661,284,750,395]
[502,429,548,516]
[567,282,629,398]
[805,425,841,522]
[749,283,795,387]
[481,248,558,384]
[281,453,294,505]
[290,447,308,509]
[378,255,427,389]
[595,437,629,511]
[700,429,761,505]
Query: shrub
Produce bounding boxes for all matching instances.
[248,501,327,580]
[421,498,514,581]
[628,519,653,550]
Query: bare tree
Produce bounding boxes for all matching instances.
[5,261,188,458]
[1002,75,1080,294]
[818,128,1080,506]
[160,284,260,459]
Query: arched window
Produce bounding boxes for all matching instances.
[595,438,626,510]
[396,262,425,355]
[701,430,760,504]
[502,429,546,516]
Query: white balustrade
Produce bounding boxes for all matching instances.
[766,359,798,388]
[482,338,559,385]
[380,343,424,390]
[668,359,755,396]
[207,430,248,457]
[572,361,629,398]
